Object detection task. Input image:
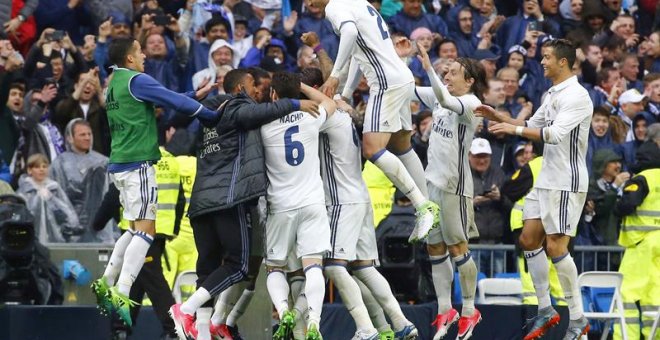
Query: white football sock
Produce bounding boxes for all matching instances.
[371,149,426,207]
[354,276,391,333]
[117,231,153,296]
[430,253,453,314]
[553,253,583,320]
[181,287,211,315]
[211,281,248,326]
[353,266,409,330]
[103,230,133,286]
[267,270,290,319]
[396,148,428,198]
[325,265,375,333]
[524,247,552,311]
[453,252,477,316]
[196,307,212,340]
[227,288,254,327]
[304,265,325,328]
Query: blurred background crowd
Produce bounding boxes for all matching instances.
[0,0,659,302]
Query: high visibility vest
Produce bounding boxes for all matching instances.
[510,157,543,231]
[175,155,196,238]
[154,147,180,236]
[619,168,660,248]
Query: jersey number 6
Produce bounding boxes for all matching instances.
[284,125,305,166]
[367,6,389,40]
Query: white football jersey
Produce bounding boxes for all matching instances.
[261,109,327,212]
[325,0,413,89]
[415,87,482,198]
[319,110,371,205]
[526,76,592,193]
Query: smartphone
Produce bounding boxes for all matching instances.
[47,30,66,41]
[152,15,171,26]
[528,21,540,32]
[44,77,58,87]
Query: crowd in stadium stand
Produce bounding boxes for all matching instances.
[1,0,659,275]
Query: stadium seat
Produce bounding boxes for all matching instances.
[173,270,198,304]
[453,272,486,304]
[578,271,627,340]
[642,306,659,340]
[477,278,523,305]
[494,272,520,279]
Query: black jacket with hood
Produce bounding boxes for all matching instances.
[188,92,297,218]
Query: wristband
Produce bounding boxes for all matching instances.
[515,126,524,136]
[313,45,323,53]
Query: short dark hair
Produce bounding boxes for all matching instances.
[247,67,270,86]
[643,72,660,86]
[300,67,324,88]
[438,39,457,50]
[223,69,250,94]
[9,82,25,93]
[542,38,576,68]
[593,106,610,118]
[50,50,63,61]
[205,16,230,35]
[456,57,487,101]
[596,67,618,86]
[108,37,137,67]
[271,71,301,99]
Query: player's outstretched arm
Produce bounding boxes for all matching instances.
[322,22,359,96]
[475,105,524,126]
[227,98,320,130]
[417,41,472,116]
[130,73,218,121]
[301,83,337,115]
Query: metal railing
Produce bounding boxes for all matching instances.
[469,244,625,278]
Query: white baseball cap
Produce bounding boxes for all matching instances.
[470,138,492,155]
[618,89,646,105]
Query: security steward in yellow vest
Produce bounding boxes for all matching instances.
[163,154,199,294]
[502,155,566,306]
[93,145,184,339]
[612,135,660,340]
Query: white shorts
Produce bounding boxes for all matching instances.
[265,204,331,267]
[427,184,478,245]
[327,203,379,261]
[363,82,413,133]
[523,188,587,237]
[109,164,157,221]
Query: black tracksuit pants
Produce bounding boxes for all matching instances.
[191,203,250,307]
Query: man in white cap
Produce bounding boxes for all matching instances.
[468,138,508,273]
[618,89,647,142]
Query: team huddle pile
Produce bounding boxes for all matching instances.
[83,1,600,340]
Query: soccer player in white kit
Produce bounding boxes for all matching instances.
[307,0,441,242]
[414,42,487,340]
[476,39,593,340]
[261,72,334,340]
[300,68,420,340]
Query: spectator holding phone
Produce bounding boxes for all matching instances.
[497,0,559,57]
[94,12,133,81]
[468,138,510,273]
[25,28,87,101]
[33,0,93,44]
